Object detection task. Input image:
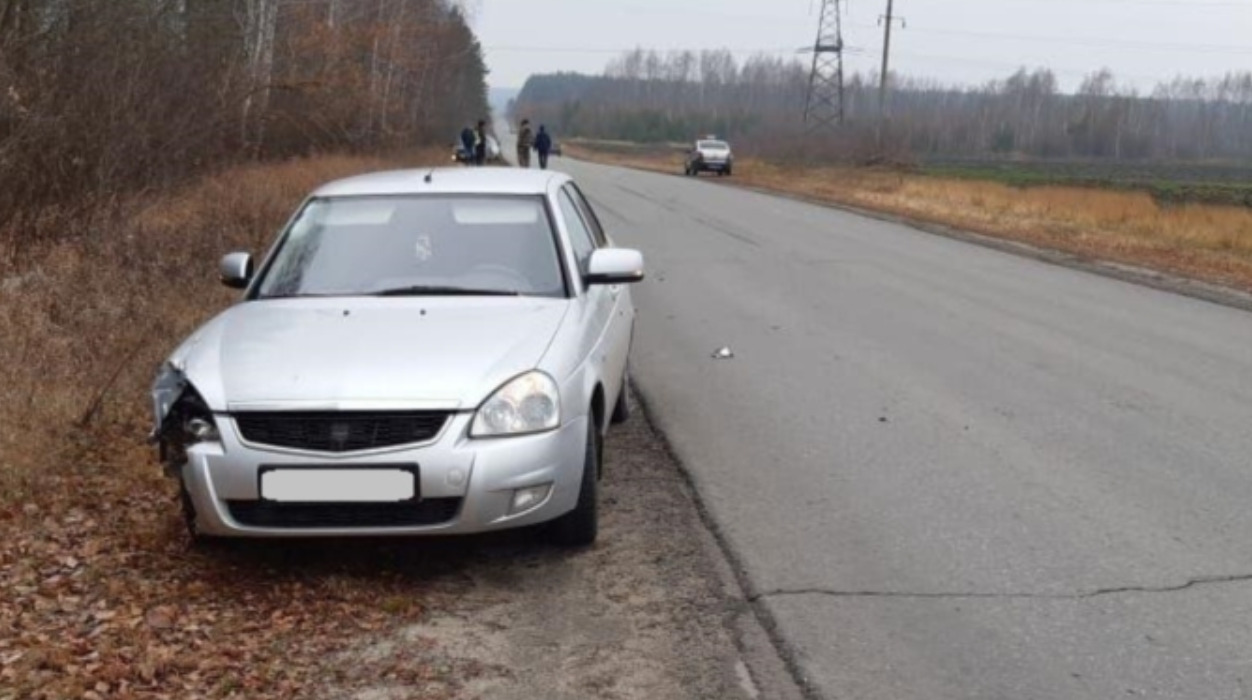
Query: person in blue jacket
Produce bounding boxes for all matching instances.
[534,125,553,170]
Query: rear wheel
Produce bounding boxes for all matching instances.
[546,420,599,547]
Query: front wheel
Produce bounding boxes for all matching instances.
[180,481,224,549]
[610,374,631,425]
[546,421,599,547]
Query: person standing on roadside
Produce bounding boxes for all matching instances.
[474,119,488,166]
[516,119,534,168]
[534,125,553,170]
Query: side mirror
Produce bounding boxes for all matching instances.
[219,252,253,289]
[585,249,645,286]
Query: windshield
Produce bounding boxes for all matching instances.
[254,195,565,299]
[698,141,730,151]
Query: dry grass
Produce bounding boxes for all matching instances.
[0,151,482,699]
[567,144,1252,293]
[1,153,429,503]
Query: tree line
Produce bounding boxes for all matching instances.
[0,0,489,242]
[512,49,1252,163]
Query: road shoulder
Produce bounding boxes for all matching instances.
[341,392,807,700]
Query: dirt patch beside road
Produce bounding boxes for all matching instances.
[340,393,802,700]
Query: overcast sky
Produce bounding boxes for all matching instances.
[472,0,1252,93]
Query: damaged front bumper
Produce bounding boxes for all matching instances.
[162,405,588,538]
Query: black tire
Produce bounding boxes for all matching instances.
[547,420,599,547]
[610,375,630,425]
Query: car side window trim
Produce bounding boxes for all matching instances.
[567,183,608,248]
[557,187,598,285]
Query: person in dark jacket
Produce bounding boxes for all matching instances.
[516,119,534,168]
[474,120,488,166]
[459,125,475,163]
[534,125,553,170]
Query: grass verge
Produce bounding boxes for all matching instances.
[566,142,1252,294]
[0,152,486,699]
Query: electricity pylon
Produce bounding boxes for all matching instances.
[804,0,846,131]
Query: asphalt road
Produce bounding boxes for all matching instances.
[537,153,1252,700]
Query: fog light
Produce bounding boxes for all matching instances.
[509,484,552,515]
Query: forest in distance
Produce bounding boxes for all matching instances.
[512,48,1252,168]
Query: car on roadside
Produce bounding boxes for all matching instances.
[452,134,504,165]
[151,168,644,547]
[684,137,733,177]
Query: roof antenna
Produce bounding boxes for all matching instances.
[423,169,434,184]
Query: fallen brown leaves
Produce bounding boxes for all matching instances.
[0,428,469,699]
[1,153,473,700]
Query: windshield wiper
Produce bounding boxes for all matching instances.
[258,292,338,300]
[372,285,520,297]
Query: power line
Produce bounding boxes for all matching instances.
[989,0,1247,6]
[841,49,1166,84]
[848,22,1252,55]
[484,45,809,55]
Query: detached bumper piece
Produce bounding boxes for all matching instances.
[227,498,462,528]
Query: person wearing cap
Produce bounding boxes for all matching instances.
[516,119,534,168]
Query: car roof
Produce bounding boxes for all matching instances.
[312,168,569,198]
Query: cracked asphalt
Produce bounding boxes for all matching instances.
[542,154,1252,699]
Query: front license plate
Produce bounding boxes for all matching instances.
[261,468,415,503]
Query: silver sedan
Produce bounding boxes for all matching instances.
[151,168,644,546]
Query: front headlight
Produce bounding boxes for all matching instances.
[471,371,561,437]
[159,384,220,444]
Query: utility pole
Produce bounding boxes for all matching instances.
[803,0,846,131]
[877,0,905,131]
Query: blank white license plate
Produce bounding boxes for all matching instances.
[261,469,415,503]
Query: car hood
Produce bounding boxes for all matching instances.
[168,297,569,412]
